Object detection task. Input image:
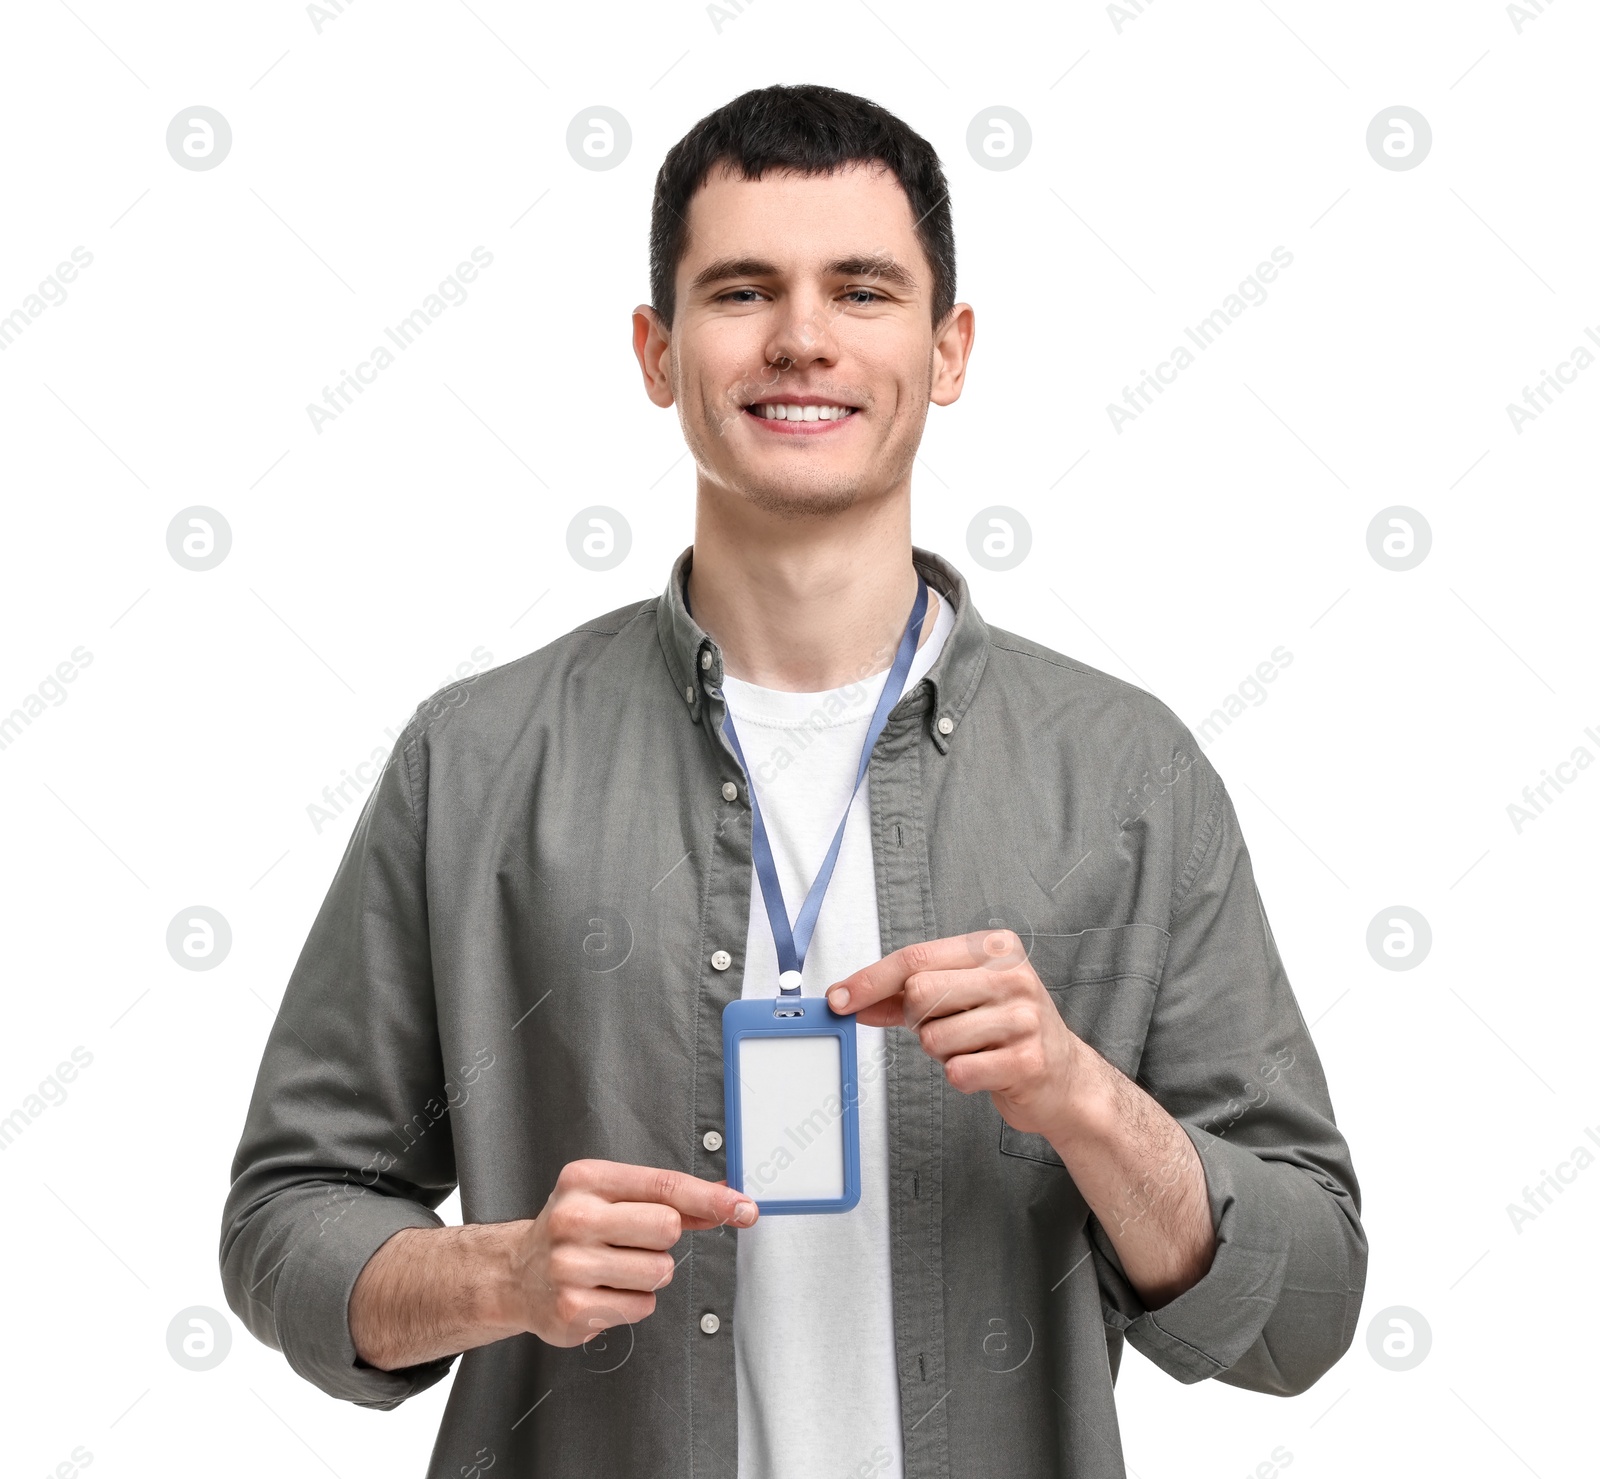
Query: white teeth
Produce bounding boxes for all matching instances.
[756,403,853,421]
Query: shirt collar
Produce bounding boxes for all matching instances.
[655,543,990,753]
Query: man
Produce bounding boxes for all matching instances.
[222,83,1365,1478]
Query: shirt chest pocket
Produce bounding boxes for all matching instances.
[997,923,1170,1167]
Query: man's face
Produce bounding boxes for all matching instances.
[634,162,972,519]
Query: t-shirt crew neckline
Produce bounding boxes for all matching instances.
[719,589,956,730]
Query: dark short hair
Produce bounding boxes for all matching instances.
[649,83,955,332]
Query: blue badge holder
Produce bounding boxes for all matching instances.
[722,996,861,1215]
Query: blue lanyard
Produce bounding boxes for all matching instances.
[716,576,930,998]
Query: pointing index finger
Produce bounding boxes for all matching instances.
[584,1161,758,1228]
[827,930,1017,1013]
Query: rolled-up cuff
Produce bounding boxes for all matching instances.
[1096,1123,1292,1384]
[274,1188,454,1408]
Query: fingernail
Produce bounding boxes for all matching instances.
[734,1200,757,1225]
[828,988,849,1010]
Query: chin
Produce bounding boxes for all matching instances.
[735,472,867,520]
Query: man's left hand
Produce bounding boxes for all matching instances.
[827,929,1081,1142]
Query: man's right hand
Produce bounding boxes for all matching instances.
[515,1159,759,1346]
[350,1159,758,1370]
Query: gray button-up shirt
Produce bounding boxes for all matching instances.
[220,545,1366,1479]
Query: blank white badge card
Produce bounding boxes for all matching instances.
[736,1034,846,1202]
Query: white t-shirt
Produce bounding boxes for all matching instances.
[721,590,955,1479]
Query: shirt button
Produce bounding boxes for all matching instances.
[702,1129,723,1152]
[685,685,696,704]
[721,781,738,802]
[711,950,732,971]
[937,715,954,735]
[700,1312,721,1335]
[700,651,713,670]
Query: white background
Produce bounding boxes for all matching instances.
[1,1,1595,1475]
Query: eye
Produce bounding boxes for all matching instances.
[841,288,887,305]
[714,288,766,304]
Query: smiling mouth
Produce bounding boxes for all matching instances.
[743,400,859,423]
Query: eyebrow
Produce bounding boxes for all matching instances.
[687,254,919,295]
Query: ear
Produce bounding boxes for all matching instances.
[929,302,976,408]
[632,304,675,408]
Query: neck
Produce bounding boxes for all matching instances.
[686,487,939,692]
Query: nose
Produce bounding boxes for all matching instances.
[763,288,839,376]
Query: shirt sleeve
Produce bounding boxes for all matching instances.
[1091,749,1368,1395]
[219,712,459,1407]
